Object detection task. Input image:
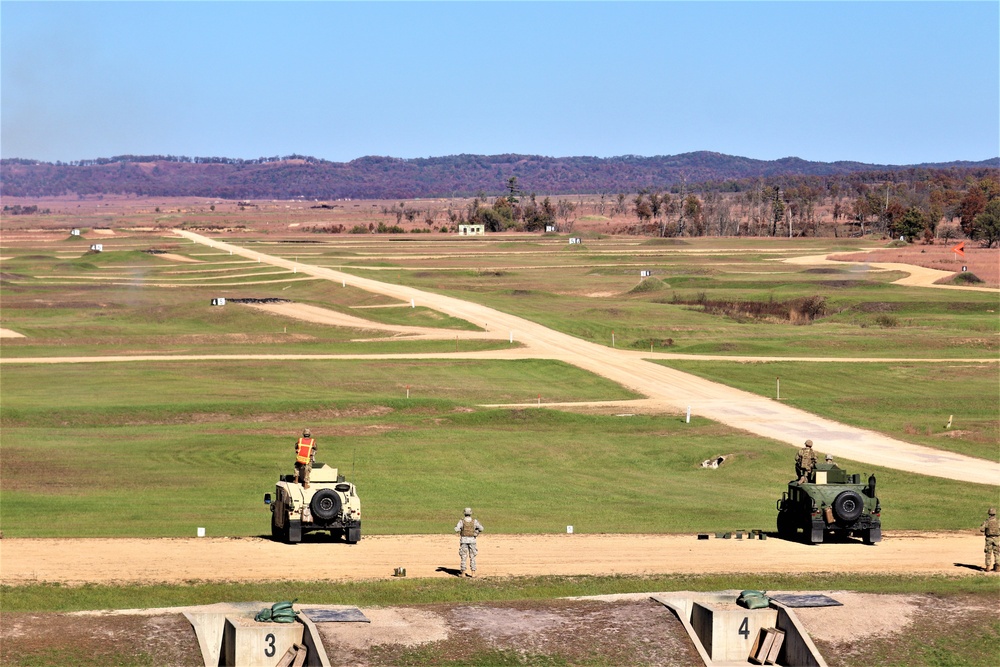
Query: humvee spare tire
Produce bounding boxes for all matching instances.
[311,489,342,521]
[832,490,864,523]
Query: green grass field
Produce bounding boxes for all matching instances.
[0,404,992,537]
[1,236,997,535]
[2,230,999,667]
[658,361,1000,461]
[2,573,995,613]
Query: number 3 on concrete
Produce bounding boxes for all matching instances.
[738,617,750,639]
[264,632,276,657]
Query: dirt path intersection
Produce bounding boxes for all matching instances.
[171,230,998,486]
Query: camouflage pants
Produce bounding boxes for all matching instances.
[294,462,311,486]
[459,540,478,572]
[986,536,999,570]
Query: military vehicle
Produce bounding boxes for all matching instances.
[776,461,881,544]
[264,463,361,544]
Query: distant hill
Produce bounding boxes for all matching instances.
[2,152,997,199]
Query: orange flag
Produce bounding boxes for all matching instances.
[951,241,965,257]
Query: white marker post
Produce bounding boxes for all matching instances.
[612,331,615,348]
[776,377,780,400]
[411,298,415,308]
[686,406,691,423]
[406,385,410,399]
[509,331,513,344]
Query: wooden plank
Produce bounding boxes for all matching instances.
[765,628,786,665]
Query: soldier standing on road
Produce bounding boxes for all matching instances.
[455,507,484,577]
[294,429,316,489]
[795,440,818,483]
[980,507,999,572]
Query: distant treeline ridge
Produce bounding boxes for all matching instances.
[1,151,997,200]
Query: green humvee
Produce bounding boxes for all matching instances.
[776,462,881,545]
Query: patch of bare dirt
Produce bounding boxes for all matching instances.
[154,252,200,263]
[793,592,917,643]
[829,245,1000,287]
[811,593,1000,667]
[319,599,698,666]
[0,613,202,667]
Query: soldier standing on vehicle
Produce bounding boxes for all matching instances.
[795,440,818,483]
[294,429,316,489]
[455,507,484,577]
[980,507,999,572]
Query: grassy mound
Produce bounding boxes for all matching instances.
[628,277,667,293]
[942,271,984,285]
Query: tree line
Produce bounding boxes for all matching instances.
[2,152,995,201]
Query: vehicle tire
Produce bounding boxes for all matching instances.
[776,512,794,539]
[832,490,864,523]
[311,489,342,522]
[271,511,288,543]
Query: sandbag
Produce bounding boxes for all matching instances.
[255,599,299,623]
[739,594,771,609]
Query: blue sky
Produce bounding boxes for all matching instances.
[2,1,997,165]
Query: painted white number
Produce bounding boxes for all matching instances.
[264,632,276,657]
[738,617,750,639]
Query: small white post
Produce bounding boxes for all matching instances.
[293,266,296,273]
[686,406,691,423]
[509,331,513,344]
[411,298,415,308]
[197,527,205,537]
[538,394,541,407]
[612,331,615,348]
[776,377,780,400]
[406,385,410,399]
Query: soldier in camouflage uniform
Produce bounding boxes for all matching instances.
[980,507,999,572]
[795,440,818,483]
[455,507,484,577]
[293,428,316,488]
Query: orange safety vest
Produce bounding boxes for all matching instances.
[295,438,315,464]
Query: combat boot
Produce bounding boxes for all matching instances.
[993,564,999,572]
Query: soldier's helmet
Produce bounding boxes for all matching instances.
[804,440,813,448]
[825,454,833,461]
[990,507,997,516]
[464,507,472,516]
[303,428,311,437]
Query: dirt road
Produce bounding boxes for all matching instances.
[784,253,1000,292]
[0,532,984,585]
[172,230,999,486]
